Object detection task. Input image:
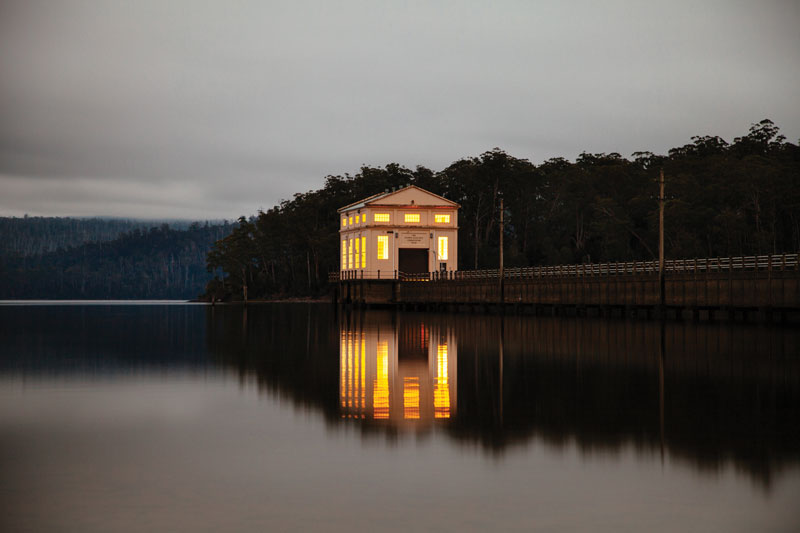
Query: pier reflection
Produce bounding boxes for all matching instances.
[338,312,456,425]
[206,304,800,487]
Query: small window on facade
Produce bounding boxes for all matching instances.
[374,213,390,222]
[377,235,388,259]
[361,236,366,267]
[438,236,448,260]
[348,216,353,226]
[341,240,346,270]
[362,214,366,223]
[342,218,347,227]
[435,214,450,223]
[404,213,420,223]
[355,237,360,268]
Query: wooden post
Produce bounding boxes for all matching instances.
[499,198,504,306]
[658,318,665,464]
[499,315,504,425]
[659,168,666,312]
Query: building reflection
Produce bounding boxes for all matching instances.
[339,312,456,426]
[205,304,800,487]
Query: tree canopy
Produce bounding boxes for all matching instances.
[205,119,800,300]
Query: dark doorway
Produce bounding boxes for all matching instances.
[398,248,428,274]
[398,322,429,360]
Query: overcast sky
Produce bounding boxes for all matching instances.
[1,1,798,220]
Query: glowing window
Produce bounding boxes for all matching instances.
[341,240,346,270]
[348,216,353,226]
[374,213,390,222]
[435,214,450,223]
[438,236,448,260]
[361,236,366,268]
[340,331,346,408]
[360,337,366,414]
[362,214,366,223]
[347,334,352,408]
[355,237,360,269]
[349,333,355,410]
[348,239,353,269]
[377,235,388,260]
[342,218,347,227]
[403,377,420,419]
[373,341,389,419]
[404,213,420,223]
[434,343,450,418]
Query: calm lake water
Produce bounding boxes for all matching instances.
[1,303,798,532]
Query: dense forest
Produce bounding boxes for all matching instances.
[0,216,200,257]
[205,120,800,301]
[1,221,232,299]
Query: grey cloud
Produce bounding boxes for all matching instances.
[1,0,799,219]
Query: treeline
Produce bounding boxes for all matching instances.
[206,120,800,301]
[1,222,233,299]
[0,216,202,257]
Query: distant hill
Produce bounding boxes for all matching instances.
[0,216,220,257]
[0,220,233,299]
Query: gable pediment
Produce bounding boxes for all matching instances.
[338,185,458,212]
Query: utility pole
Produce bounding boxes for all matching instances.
[499,198,504,305]
[659,168,666,312]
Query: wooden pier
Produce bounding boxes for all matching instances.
[332,253,800,320]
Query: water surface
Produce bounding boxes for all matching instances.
[1,303,798,531]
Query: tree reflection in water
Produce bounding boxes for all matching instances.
[206,304,800,488]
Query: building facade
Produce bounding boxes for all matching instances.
[338,185,459,277]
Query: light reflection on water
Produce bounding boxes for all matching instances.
[1,303,799,531]
[338,315,456,424]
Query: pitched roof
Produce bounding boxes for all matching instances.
[337,185,459,212]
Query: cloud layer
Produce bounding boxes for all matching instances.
[1,1,799,219]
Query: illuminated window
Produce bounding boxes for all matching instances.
[435,214,450,223]
[347,333,352,408]
[360,337,366,415]
[438,236,448,260]
[340,331,346,408]
[348,216,353,226]
[403,377,420,419]
[362,214,366,223]
[374,213,390,222]
[342,218,347,227]
[373,341,389,419]
[377,235,388,260]
[349,333,355,410]
[434,343,450,418]
[341,240,346,270]
[404,213,420,223]
[348,239,353,269]
[355,237,360,268]
[361,236,366,268]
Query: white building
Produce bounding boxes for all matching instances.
[338,185,459,277]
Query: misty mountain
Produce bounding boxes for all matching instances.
[1,221,233,299]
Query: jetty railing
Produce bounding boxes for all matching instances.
[329,253,799,283]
